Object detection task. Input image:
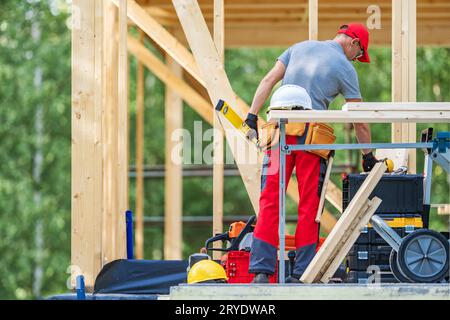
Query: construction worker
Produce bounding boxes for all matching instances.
[244,23,379,283]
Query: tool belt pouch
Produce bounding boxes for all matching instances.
[285,122,306,136]
[258,121,280,152]
[305,123,336,159]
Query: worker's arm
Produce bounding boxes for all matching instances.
[347,98,378,171]
[347,98,372,155]
[248,60,286,115]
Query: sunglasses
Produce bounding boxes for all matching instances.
[355,46,364,59]
[351,32,364,59]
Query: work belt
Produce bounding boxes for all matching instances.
[257,122,336,159]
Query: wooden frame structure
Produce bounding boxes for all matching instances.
[71,0,449,289]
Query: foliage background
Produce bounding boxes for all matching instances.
[0,0,448,299]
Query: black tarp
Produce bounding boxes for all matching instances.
[94,259,188,295]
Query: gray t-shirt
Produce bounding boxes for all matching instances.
[277,40,361,110]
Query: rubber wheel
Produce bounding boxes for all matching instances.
[397,229,449,283]
[389,249,412,283]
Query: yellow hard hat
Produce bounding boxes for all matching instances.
[383,158,394,172]
[187,259,228,284]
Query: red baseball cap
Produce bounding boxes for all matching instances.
[337,23,370,63]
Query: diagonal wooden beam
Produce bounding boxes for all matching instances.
[123,0,338,230]
[173,0,264,213]
[128,36,213,124]
[112,0,204,85]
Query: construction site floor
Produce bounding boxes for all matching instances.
[168,283,450,300]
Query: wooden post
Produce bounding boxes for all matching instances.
[102,0,119,265]
[309,0,318,40]
[71,0,104,290]
[164,55,183,260]
[117,0,128,257]
[135,31,145,259]
[72,0,126,290]
[392,0,417,173]
[212,0,225,260]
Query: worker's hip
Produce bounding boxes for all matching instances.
[258,122,336,159]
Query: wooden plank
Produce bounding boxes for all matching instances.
[173,0,263,213]
[72,0,104,290]
[436,204,450,216]
[212,0,225,260]
[117,0,128,260]
[102,0,121,268]
[320,197,382,283]
[128,36,213,123]
[219,24,450,47]
[308,0,318,40]
[135,31,145,259]
[343,102,450,111]
[392,0,417,173]
[407,0,417,173]
[268,110,450,123]
[301,162,387,283]
[164,55,183,260]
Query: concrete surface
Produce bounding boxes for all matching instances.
[169,283,450,300]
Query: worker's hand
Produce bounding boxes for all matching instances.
[362,151,378,172]
[244,113,259,140]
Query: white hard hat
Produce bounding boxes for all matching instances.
[269,84,313,110]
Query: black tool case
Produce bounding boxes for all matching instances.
[345,244,392,271]
[342,174,424,214]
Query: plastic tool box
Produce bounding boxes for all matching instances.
[342,174,424,214]
[355,213,423,245]
[223,250,279,283]
[345,244,392,271]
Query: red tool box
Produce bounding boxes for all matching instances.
[223,250,278,283]
[222,236,326,284]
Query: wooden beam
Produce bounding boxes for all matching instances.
[267,110,450,123]
[117,0,128,260]
[212,0,225,259]
[164,54,183,260]
[173,0,263,213]
[343,102,450,111]
[72,0,104,290]
[127,36,213,123]
[219,24,450,47]
[392,0,417,173]
[436,204,450,216]
[301,162,387,283]
[72,0,125,289]
[102,0,122,268]
[135,31,145,259]
[320,197,381,283]
[308,0,318,40]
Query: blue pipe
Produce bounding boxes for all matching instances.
[76,275,86,300]
[126,210,134,259]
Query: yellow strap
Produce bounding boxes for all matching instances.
[367,217,423,228]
